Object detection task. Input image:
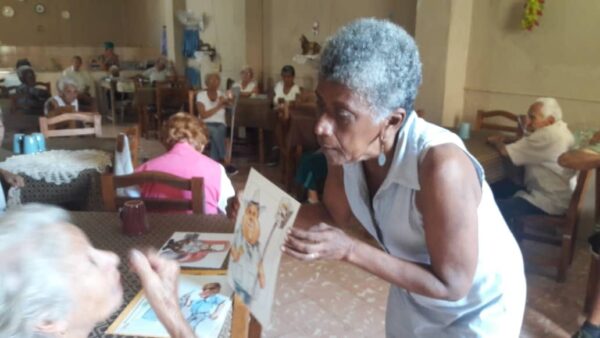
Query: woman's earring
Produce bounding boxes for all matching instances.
[377,137,386,167]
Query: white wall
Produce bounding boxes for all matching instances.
[185,0,246,86]
[463,0,600,130]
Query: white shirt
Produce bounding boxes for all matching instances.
[506,120,576,215]
[272,81,301,105]
[44,95,79,116]
[343,113,526,337]
[62,66,96,94]
[196,90,226,124]
[217,165,235,213]
[233,80,257,95]
[143,67,172,83]
[3,72,21,87]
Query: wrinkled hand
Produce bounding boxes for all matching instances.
[226,190,243,220]
[129,249,194,338]
[282,223,356,262]
[487,135,505,145]
[1,171,24,188]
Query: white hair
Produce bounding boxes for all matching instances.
[56,76,80,93]
[535,97,563,121]
[0,204,72,338]
[319,18,422,120]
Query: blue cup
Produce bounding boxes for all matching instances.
[23,135,38,154]
[458,122,471,140]
[32,133,46,152]
[12,133,24,154]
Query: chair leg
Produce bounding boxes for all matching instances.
[557,237,572,282]
[258,129,264,164]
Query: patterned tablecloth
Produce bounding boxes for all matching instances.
[68,211,235,338]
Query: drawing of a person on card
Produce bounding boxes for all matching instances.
[230,189,265,304]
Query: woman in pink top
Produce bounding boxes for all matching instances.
[136,112,235,214]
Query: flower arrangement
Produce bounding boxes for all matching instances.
[522,0,545,31]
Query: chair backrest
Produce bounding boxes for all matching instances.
[475,109,523,137]
[188,89,197,116]
[39,112,102,137]
[100,171,205,214]
[116,126,140,167]
[564,170,591,233]
[156,86,188,114]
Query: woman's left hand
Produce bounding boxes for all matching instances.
[282,223,356,261]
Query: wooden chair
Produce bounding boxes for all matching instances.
[515,169,591,282]
[39,112,102,138]
[100,171,205,214]
[145,85,189,138]
[116,126,140,167]
[475,109,523,138]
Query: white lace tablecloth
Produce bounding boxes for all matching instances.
[0,150,112,185]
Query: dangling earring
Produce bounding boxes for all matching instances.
[377,135,386,167]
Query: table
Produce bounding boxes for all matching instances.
[0,149,112,210]
[228,97,275,164]
[460,129,509,184]
[70,211,234,338]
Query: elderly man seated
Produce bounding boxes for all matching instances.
[142,57,175,84]
[488,97,576,235]
[63,55,95,108]
[44,76,80,116]
[13,66,50,115]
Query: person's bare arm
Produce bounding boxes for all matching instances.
[197,99,225,119]
[284,144,481,301]
[487,135,509,157]
[559,150,600,170]
[129,249,196,338]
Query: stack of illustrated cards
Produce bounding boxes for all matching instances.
[107,273,232,338]
[158,232,233,269]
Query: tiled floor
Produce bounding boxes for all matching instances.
[106,123,593,338]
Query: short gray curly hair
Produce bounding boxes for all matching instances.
[0,204,72,338]
[319,18,422,120]
[57,76,80,93]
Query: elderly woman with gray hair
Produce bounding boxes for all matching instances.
[44,76,80,116]
[273,18,526,336]
[0,204,197,338]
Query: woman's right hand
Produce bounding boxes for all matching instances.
[129,249,196,338]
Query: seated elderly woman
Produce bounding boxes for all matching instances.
[63,55,95,108]
[196,72,237,175]
[13,66,50,115]
[232,66,259,98]
[0,204,197,337]
[136,112,235,214]
[44,76,80,116]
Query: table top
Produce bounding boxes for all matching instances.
[460,129,508,184]
[70,211,234,337]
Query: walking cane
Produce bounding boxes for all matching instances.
[225,87,241,166]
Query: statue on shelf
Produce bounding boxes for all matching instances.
[299,35,321,55]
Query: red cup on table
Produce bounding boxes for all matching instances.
[120,200,149,236]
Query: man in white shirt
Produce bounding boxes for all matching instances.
[142,57,174,84]
[62,56,95,98]
[488,97,576,234]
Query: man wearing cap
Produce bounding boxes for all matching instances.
[488,97,576,235]
[99,41,120,71]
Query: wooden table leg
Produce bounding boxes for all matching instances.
[259,128,265,164]
[231,295,262,338]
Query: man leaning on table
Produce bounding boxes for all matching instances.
[487,97,576,236]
